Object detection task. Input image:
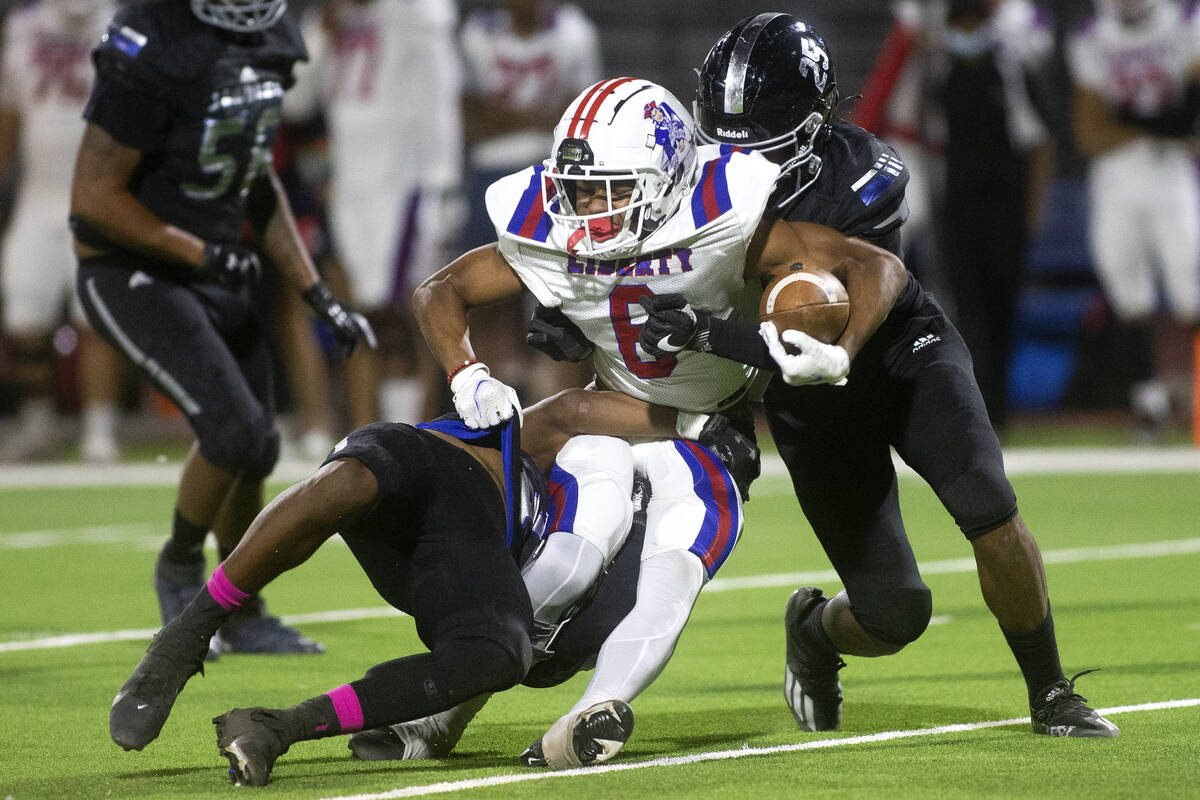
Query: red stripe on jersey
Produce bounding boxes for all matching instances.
[700,159,721,222]
[688,441,735,573]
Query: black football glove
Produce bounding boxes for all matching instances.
[301,282,378,358]
[526,304,593,362]
[200,242,262,291]
[696,413,760,502]
[638,293,713,356]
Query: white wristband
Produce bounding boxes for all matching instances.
[675,410,711,440]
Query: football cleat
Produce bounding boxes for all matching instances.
[784,586,846,731]
[153,549,205,627]
[215,596,324,655]
[109,615,211,750]
[520,700,634,769]
[347,694,492,761]
[214,707,293,787]
[1031,669,1120,738]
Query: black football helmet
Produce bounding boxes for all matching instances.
[695,13,839,215]
[191,0,288,32]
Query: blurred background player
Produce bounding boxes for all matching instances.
[283,0,462,427]
[70,0,374,654]
[1068,0,1200,440]
[457,0,601,401]
[643,12,1118,737]
[0,0,123,463]
[930,0,1055,432]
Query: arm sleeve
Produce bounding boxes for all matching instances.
[705,315,778,373]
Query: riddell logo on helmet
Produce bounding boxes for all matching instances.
[717,127,750,140]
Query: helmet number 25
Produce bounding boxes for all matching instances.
[609,285,676,379]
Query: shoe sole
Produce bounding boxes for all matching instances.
[573,700,634,765]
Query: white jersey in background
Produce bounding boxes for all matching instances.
[0,0,113,331]
[459,4,601,171]
[1067,0,1200,322]
[283,0,462,307]
[485,145,779,412]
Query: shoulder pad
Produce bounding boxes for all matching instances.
[94,1,225,90]
[821,121,909,237]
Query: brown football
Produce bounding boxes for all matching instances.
[759,265,850,345]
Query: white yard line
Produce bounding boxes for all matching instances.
[1,446,1199,488]
[2,537,1197,653]
[314,699,1200,800]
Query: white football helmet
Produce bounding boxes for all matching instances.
[543,78,698,258]
[191,0,288,32]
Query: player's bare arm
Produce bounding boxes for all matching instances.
[412,243,526,370]
[246,167,322,293]
[521,389,676,470]
[1071,86,1145,156]
[70,122,207,267]
[747,217,907,361]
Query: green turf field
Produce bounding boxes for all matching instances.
[2,453,1198,799]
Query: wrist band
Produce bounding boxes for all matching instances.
[446,359,480,386]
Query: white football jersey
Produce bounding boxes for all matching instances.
[1068,1,1200,115]
[284,0,462,193]
[459,4,601,170]
[486,145,780,411]
[0,1,114,200]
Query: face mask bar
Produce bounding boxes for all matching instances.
[190,0,288,33]
[541,166,670,257]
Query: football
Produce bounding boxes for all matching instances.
[759,264,850,345]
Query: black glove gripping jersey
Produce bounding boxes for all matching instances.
[783,119,910,253]
[78,0,307,248]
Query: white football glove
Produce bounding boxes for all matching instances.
[450,362,521,429]
[760,321,850,387]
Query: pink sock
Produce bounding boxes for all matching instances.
[325,684,364,732]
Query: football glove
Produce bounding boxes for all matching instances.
[760,321,849,386]
[638,293,713,355]
[526,304,593,362]
[695,413,760,502]
[301,282,378,358]
[450,361,520,430]
[200,242,262,291]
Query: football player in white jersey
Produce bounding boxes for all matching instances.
[405,77,907,766]
[1068,0,1200,436]
[0,0,123,462]
[282,0,462,427]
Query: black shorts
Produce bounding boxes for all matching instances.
[76,255,277,474]
[327,422,533,651]
[763,278,1018,607]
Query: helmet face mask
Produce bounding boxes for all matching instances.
[544,80,697,258]
[694,13,838,215]
[190,0,288,33]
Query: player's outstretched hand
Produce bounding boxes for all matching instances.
[638,293,712,355]
[760,321,849,386]
[696,413,760,502]
[526,304,593,362]
[450,362,520,429]
[302,282,378,358]
[201,242,262,291]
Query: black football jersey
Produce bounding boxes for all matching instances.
[784,119,910,258]
[82,0,306,245]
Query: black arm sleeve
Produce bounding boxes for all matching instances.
[706,316,779,373]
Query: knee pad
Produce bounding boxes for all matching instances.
[549,436,634,561]
[467,629,533,692]
[942,461,1018,539]
[198,409,278,477]
[854,585,932,648]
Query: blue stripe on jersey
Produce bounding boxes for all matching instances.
[857,171,895,206]
[506,166,553,242]
[691,152,734,228]
[415,418,490,440]
[674,441,740,579]
[546,461,580,535]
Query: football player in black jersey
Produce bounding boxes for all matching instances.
[647,13,1116,738]
[71,0,375,655]
[527,13,1117,739]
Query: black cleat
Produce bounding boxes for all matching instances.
[216,596,324,655]
[784,586,846,732]
[214,707,293,787]
[109,617,210,750]
[1031,669,1120,738]
[520,700,634,768]
[153,549,204,627]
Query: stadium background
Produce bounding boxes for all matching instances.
[0,0,1193,439]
